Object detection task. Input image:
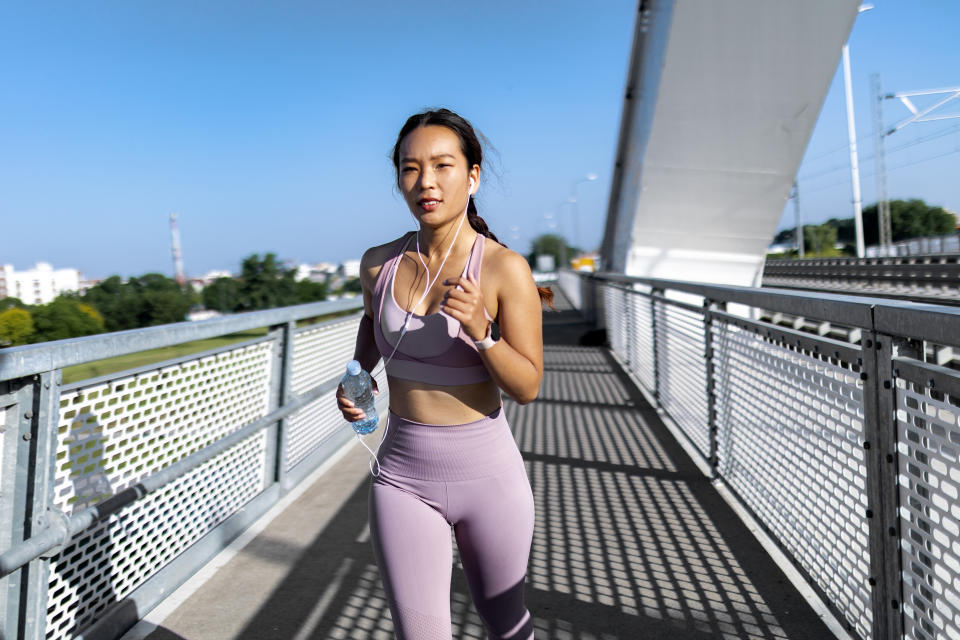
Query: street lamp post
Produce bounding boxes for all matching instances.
[842,3,873,258]
[842,43,866,258]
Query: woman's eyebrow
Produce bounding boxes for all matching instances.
[401,153,456,163]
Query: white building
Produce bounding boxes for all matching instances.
[187,270,234,292]
[339,259,361,278]
[293,262,338,283]
[202,269,233,282]
[294,264,313,282]
[0,263,82,305]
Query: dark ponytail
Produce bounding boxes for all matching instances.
[392,108,554,309]
[466,200,498,243]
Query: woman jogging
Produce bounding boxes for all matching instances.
[336,108,550,639]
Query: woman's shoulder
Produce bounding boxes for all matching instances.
[482,238,533,284]
[360,233,414,285]
[362,233,412,266]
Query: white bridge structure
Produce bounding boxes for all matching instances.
[602,0,862,286]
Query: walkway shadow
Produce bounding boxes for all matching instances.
[513,339,833,639]
[214,302,836,639]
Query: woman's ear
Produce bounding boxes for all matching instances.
[468,166,480,195]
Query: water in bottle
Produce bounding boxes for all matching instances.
[341,360,378,435]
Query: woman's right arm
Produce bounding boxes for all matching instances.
[352,248,383,372]
[337,246,383,421]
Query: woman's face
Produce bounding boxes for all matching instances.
[397,125,479,227]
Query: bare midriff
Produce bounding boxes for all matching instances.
[386,376,502,425]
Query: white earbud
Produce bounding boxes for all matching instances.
[469,177,475,194]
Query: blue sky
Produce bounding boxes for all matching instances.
[781,2,960,235]
[1,2,957,280]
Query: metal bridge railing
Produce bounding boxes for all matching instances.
[866,232,960,258]
[559,269,960,640]
[0,298,385,640]
[762,252,960,305]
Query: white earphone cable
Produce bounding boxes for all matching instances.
[357,179,474,477]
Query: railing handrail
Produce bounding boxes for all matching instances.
[0,297,364,381]
[764,253,960,266]
[588,270,960,342]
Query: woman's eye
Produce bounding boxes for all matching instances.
[401,167,416,173]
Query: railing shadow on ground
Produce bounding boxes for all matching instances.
[132,304,836,640]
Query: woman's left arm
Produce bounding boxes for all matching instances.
[442,252,543,404]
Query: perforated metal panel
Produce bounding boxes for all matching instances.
[47,339,275,639]
[46,433,266,639]
[655,301,710,457]
[291,317,361,396]
[286,317,388,471]
[54,339,274,513]
[896,371,960,640]
[711,320,873,638]
[287,318,361,470]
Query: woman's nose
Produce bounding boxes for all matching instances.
[419,168,437,188]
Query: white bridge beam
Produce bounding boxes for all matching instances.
[602,0,862,286]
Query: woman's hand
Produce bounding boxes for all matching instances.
[441,273,490,342]
[336,376,380,422]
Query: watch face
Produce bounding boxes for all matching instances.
[491,322,500,340]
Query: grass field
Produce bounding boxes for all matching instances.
[61,309,359,386]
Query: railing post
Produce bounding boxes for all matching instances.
[592,276,606,333]
[581,274,596,326]
[623,286,633,371]
[1,371,61,640]
[703,299,719,479]
[860,329,904,640]
[266,321,296,492]
[1,383,22,640]
[650,288,662,406]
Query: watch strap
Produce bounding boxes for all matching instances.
[474,324,498,351]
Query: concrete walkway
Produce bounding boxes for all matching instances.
[123,297,838,640]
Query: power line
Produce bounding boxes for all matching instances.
[803,131,874,163]
[798,123,960,182]
[886,146,960,173]
[801,146,960,194]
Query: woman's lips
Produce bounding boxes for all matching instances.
[419,199,441,212]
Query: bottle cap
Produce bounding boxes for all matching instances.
[346,360,362,376]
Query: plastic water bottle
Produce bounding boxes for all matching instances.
[341,360,378,435]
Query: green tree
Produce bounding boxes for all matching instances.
[81,275,143,331]
[0,307,35,346]
[339,277,362,295]
[862,199,957,245]
[237,253,297,311]
[131,273,192,326]
[772,228,797,245]
[824,217,856,247]
[82,273,191,329]
[30,297,105,343]
[526,234,579,270]
[0,296,26,311]
[203,277,241,312]
[802,223,841,256]
[295,279,328,304]
[772,199,955,253]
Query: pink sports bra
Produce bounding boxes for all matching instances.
[372,232,495,386]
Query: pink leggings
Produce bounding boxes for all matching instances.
[368,406,536,640]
